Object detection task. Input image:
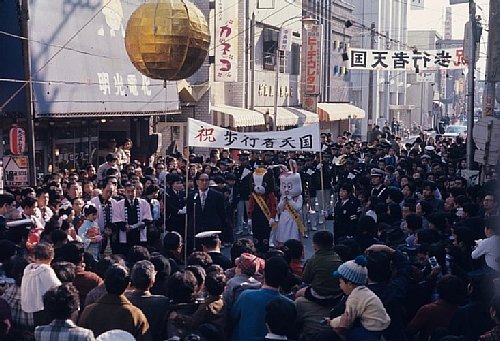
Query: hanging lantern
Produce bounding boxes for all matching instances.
[124,0,210,81]
[9,125,26,155]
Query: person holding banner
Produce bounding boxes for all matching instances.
[186,172,226,252]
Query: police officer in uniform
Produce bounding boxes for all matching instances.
[333,183,361,244]
[370,168,388,201]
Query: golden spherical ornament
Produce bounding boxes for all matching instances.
[124,0,210,81]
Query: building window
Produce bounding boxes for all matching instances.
[262,26,284,72]
[291,43,300,75]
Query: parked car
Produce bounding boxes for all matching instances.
[443,125,467,138]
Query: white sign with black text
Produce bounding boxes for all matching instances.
[187,118,321,152]
[348,47,466,71]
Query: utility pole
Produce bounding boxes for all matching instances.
[466,0,476,170]
[21,0,36,186]
[482,0,498,117]
[367,22,376,140]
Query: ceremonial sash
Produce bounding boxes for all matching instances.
[285,200,305,236]
[252,193,277,228]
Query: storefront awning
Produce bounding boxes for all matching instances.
[254,107,319,127]
[389,104,415,110]
[317,103,365,122]
[211,105,265,128]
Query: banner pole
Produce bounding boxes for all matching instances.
[184,159,189,267]
[184,118,190,267]
[319,151,325,211]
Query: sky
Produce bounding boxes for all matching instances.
[407,0,490,72]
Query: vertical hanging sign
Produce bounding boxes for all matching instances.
[215,0,238,82]
[303,24,321,112]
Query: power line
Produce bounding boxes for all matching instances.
[0,0,115,111]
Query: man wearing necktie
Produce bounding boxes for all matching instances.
[165,175,186,235]
[186,173,226,252]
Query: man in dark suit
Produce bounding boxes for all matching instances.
[0,193,15,239]
[186,173,226,252]
[165,175,186,235]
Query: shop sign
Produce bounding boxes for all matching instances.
[215,0,238,82]
[304,24,321,95]
[2,156,29,187]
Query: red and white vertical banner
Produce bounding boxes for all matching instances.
[215,0,238,82]
[303,24,321,112]
[9,125,26,155]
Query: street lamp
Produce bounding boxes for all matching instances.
[272,16,317,131]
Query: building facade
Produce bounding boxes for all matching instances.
[350,0,410,138]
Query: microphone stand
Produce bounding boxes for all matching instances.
[193,193,198,254]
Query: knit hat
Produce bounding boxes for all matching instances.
[333,255,368,285]
[236,253,263,276]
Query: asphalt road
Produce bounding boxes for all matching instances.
[222,217,335,261]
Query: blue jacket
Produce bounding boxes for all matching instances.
[231,288,292,341]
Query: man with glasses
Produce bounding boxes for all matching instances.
[186,173,226,252]
[482,194,499,217]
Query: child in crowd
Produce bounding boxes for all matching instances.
[326,255,390,341]
[284,239,304,278]
[78,204,102,261]
[20,243,62,326]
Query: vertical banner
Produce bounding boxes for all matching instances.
[279,27,291,52]
[215,0,238,82]
[303,24,321,112]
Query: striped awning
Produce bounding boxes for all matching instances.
[211,105,266,128]
[255,107,319,127]
[317,103,365,122]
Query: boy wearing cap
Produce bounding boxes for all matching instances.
[325,255,390,341]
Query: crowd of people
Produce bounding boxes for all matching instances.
[0,129,498,341]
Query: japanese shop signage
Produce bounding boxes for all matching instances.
[215,0,238,82]
[26,0,178,117]
[188,118,320,152]
[304,24,321,95]
[347,47,466,71]
[2,156,28,187]
[279,27,291,52]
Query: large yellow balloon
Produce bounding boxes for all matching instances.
[124,0,210,81]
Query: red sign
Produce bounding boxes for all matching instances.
[9,125,26,155]
[305,24,321,95]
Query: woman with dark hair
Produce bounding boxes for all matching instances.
[166,271,200,339]
[407,275,467,340]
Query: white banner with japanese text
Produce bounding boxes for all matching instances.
[215,0,238,82]
[187,118,321,152]
[347,47,466,71]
